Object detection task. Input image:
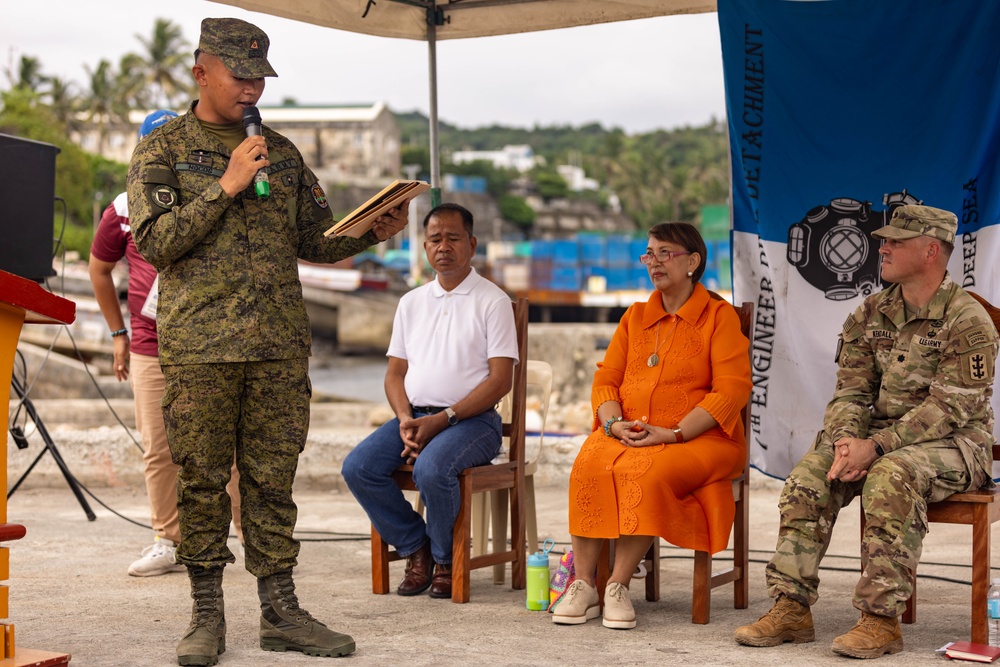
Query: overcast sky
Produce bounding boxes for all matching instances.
[1,0,727,134]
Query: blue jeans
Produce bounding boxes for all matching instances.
[342,408,502,564]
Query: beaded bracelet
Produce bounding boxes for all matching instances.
[110,328,128,338]
[604,415,624,437]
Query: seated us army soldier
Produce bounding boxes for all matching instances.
[734,205,998,659]
[126,17,409,666]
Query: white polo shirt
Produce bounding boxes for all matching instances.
[387,268,519,407]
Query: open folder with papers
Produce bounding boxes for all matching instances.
[324,179,430,239]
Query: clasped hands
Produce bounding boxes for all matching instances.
[398,412,445,464]
[826,437,879,483]
[610,419,672,447]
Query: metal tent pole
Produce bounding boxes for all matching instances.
[427,6,442,208]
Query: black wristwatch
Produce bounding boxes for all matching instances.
[445,407,458,426]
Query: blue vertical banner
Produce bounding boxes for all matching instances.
[719,0,1000,477]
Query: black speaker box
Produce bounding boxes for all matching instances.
[0,133,60,281]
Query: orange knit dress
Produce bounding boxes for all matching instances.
[568,284,752,554]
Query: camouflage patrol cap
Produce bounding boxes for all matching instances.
[872,204,957,245]
[198,18,278,78]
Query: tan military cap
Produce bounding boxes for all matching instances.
[872,204,957,245]
[198,18,278,78]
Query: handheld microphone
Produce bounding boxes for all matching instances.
[241,106,270,199]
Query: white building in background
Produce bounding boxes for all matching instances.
[556,164,599,192]
[450,144,540,173]
[74,102,400,187]
[259,103,399,186]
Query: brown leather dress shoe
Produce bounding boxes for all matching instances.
[396,542,432,596]
[428,563,452,599]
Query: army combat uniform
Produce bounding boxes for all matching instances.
[127,104,377,577]
[766,274,997,617]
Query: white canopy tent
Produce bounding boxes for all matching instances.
[211,0,717,199]
[210,1,716,40]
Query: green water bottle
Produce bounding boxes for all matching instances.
[526,538,555,611]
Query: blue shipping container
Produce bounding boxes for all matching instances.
[632,265,651,290]
[578,234,606,265]
[552,240,580,265]
[702,268,720,291]
[443,174,488,194]
[606,235,634,265]
[629,238,648,263]
[548,266,582,291]
[605,266,632,291]
[531,240,554,260]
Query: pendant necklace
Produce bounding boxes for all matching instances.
[647,317,679,367]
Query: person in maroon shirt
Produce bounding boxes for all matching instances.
[89,110,242,576]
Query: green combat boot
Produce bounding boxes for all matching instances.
[258,569,356,657]
[177,566,226,666]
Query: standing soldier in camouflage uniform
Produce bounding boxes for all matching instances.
[734,205,997,659]
[127,17,408,666]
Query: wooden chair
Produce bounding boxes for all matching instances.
[860,290,1000,644]
[596,298,754,624]
[370,297,529,603]
[472,359,554,585]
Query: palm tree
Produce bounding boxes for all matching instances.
[117,52,152,110]
[135,18,193,108]
[81,59,128,154]
[41,75,80,131]
[6,55,45,92]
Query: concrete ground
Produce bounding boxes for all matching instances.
[4,422,997,666]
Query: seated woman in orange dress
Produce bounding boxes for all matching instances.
[553,222,752,630]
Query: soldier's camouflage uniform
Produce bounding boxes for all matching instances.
[126,104,377,577]
[766,274,997,617]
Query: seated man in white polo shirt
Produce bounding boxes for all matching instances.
[342,202,519,600]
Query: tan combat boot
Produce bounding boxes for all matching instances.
[177,566,225,666]
[734,594,815,647]
[258,569,356,657]
[831,612,903,659]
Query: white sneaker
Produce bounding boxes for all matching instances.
[552,580,600,625]
[127,536,185,577]
[603,581,636,629]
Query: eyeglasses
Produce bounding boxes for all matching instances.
[639,250,692,265]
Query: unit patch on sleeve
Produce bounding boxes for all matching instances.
[151,185,179,209]
[311,183,328,209]
[961,348,995,385]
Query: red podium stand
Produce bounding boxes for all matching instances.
[0,270,73,665]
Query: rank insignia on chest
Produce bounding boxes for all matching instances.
[188,152,212,166]
[188,151,212,167]
[311,183,328,209]
[152,185,178,209]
